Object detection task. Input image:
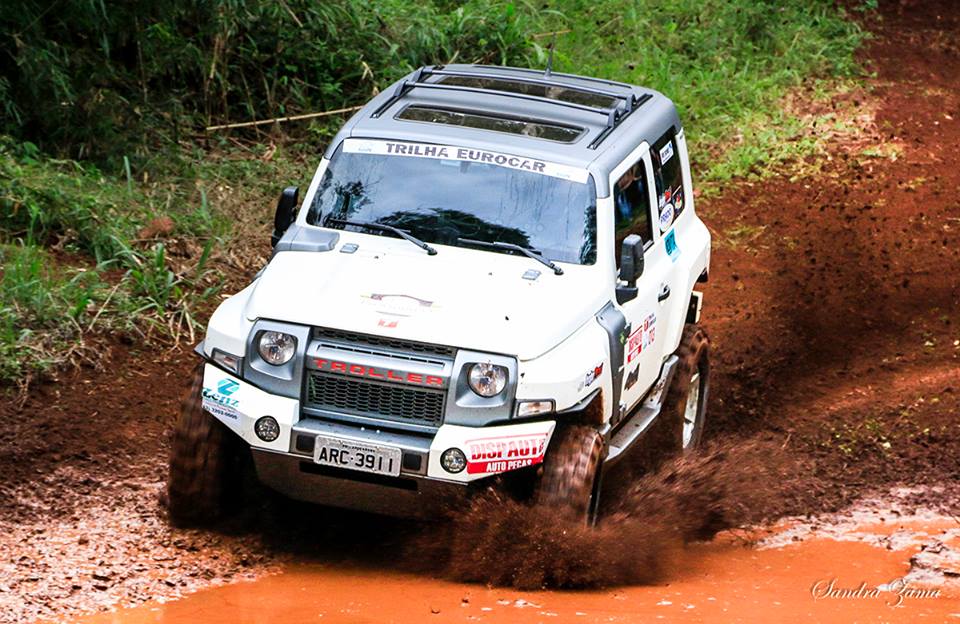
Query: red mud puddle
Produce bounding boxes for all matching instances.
[67,533,959,624]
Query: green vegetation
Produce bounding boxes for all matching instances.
[0,0,869,384]
[0,0,536,166]
[1,0,866,173]
[542,0,867,181]
[722,224,767,252]
[0,139,229,383]
[0,244,102,381]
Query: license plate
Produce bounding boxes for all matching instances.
[313,435,402,477]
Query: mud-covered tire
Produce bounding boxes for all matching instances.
[662,324,710,453]
[167,364,240,526]
[535,425,604,524]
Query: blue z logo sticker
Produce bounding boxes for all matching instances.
[665,230,680,262]
[202,379,240,409]
[218,379,239,396]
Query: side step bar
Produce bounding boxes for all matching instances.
[603,355,680,465]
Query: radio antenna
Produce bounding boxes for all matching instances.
[544,32,557,78]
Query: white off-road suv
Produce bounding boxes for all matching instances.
[168,65,711,525]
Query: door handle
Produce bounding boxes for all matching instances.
[658,284,671,302]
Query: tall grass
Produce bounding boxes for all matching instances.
[0,0,864,176]
[0,0,538,167]
[0,140,221,383]
[538,0,866,179]
[0,244,104,382]
[0,0,869,385]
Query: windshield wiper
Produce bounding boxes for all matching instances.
[457,238,563,275]
[328,218,438,256]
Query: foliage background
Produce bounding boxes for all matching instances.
[2,0,865,167]
[0,0,868,384]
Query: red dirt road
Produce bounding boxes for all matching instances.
[3,1,960,622]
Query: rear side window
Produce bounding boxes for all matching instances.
[650,131,685,233]
[613,161,653,267]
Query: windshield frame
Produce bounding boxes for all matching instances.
[305,138,599,266]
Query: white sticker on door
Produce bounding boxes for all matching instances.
[659,141,675,165]
[659,202,674,232]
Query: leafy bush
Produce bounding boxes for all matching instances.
[0,0,536,165]
[542,0,865,174]
[0,244,105,381]
[0,140,143,262]
[1,0,864,178]
[0,0,868,385]
[0,140,220,383]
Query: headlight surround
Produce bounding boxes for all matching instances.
[257,331,296,366]
[468,362,508,397]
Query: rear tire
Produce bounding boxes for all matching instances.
[535,425,604,525]
[663,324,710,453]
[167,364,241,526]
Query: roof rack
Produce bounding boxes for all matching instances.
[428,67,627,104]
[589,93,652,149]
[369,66,652,150]
[471,64,636,91]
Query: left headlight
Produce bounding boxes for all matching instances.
[468,362,508,397]
[257,331,296,366]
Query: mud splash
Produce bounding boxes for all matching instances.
[416,440,802,589]
[67,500,960,624]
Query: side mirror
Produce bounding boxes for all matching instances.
[271,186,299,247]
[616,234,644,304]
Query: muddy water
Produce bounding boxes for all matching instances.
[70,526,958,624]
[63,447,960,623]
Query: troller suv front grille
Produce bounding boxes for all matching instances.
[305,371,446,428]
[301,327,456,431]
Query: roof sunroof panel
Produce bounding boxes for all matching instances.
[396,105,585,143]
[437,75,618,109]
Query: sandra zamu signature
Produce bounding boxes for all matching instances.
[811,578,941,607]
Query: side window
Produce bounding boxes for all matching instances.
[650,131,685,234]
[613,161,653,268]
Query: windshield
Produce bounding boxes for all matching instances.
[306,139,597,265]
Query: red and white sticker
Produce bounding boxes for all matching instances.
[464,432,550,474]
[583,362,603,389]
[626,312,657,364]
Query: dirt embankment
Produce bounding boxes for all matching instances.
[702,0,960,513]
[1,1,959,622]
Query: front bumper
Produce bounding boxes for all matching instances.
[201,364,556,504]
[251,449,469,518]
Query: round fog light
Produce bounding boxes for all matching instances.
[440,448,467,474]
[254,416,280,442]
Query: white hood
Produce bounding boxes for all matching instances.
[244,240,607,361]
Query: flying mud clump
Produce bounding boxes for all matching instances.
[416,441,800,590]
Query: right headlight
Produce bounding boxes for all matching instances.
[257,331,296,366]
[468,362,508,397]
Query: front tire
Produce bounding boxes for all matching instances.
[664,324,710,452]
[167,364,241,526]
[535,425,604,524]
